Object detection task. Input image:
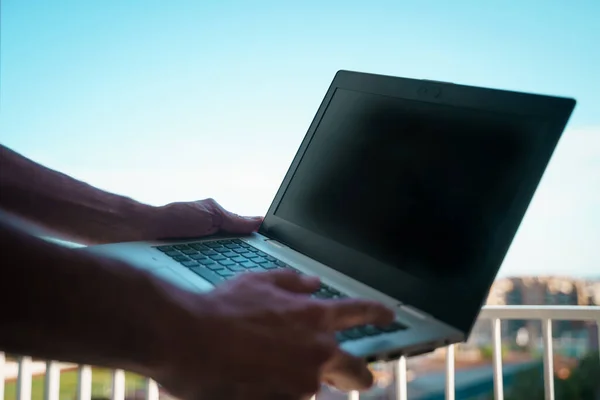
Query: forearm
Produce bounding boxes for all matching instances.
[0,218,179,377]
[0,145,153,244]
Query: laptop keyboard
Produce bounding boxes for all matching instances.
[154,239,407,343]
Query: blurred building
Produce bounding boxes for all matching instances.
[468,276,599,351]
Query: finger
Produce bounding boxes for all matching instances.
[221,214,264,234]
[322,350,374,392]
[198,197,263,234]
[254,269,321,293]
[320,299,395,331]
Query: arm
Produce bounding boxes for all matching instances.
[0,215,393,398]
[0,144,152,244]
[0,216,177,377]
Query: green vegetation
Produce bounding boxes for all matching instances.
[3,368,146,400]
[489,351,600,400]
[479,344,509,360]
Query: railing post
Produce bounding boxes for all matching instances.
[542,318,555,400]
[111,369,126,400]
[0,352,5,400]
[445,345,455,400]
[144,378,159,400]
[17,356,33,400]
[44,361,61,400]
[394,357,408,400]
[491,318,504,400]
[597,319,600,367]
[77,365,92,400]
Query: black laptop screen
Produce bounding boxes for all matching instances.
[274,88,541,288]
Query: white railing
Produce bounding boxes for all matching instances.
[1,306,598,400]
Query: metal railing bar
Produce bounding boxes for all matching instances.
[445,345,455,400]
[395,356,408,400]
[479,306,600,321]
[111,369,125,400]
[0,351,5,400]
[44,361,60,400]
[144,378,159,400]
[542,318,555,400]
[491,318,504,400]
[77,365,92,400]
[348,390,360,400]
[16,356,32,400]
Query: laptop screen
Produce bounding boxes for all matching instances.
[274,88,542,293]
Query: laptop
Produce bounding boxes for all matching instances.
[82,70,575,362]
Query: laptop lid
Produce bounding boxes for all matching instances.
[259,70,575,335]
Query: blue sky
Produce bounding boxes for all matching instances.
[1,1,599,277]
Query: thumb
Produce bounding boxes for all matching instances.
[219,214,263,234]
[322,350,374,392]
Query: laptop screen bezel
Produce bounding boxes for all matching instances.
[258,70,576,335]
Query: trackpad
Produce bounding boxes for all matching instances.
[150,268,204,293]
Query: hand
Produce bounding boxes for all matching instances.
[153,270,394,400]
[143,198,262,240]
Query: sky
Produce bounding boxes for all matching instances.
[1,1,599,278]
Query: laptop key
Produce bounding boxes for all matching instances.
[181,260,199,268]
[335,332,349,343]
[342,328,362,339]
[210,254,226,261]
[227,265,245,272]
[225,244,239,249]
[165,251,180,257]
[181,249,198,255]
[223,251,238,258]
[362,325,381,336]
[190,267,225,285]
[261,262,278,270]
[380,321,407,332]
[206,264,224,271]
[155,245,174,252]
[239,261,258,269]
[189,254,208,261]
[201,250,218,256]
[174,244,190,250]
[214,247,230,253]
[199,259,216,266]
[233,248,248,254]
[190,243,209,251]
[243,253,259,259]
[327,287,341,295]
[219,260,236,266]
[173,255,189,262]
